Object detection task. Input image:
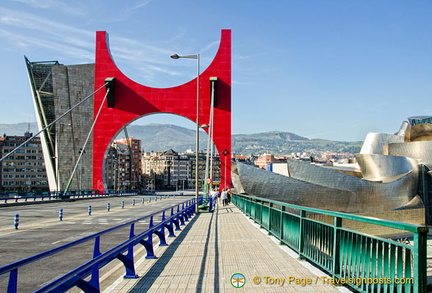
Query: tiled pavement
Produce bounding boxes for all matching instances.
[106,203,349,293]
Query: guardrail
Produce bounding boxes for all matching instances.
[0,190,141,204]
[232,193,429,293]
[0,197,198,292]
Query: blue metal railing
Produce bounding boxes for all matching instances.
[233,193,429,293]
[0,197,198,292]
[0,190,141,204]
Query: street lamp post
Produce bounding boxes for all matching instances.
[171,53,200,213]
[222,149,230,189]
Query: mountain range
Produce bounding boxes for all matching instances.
[0,122,362,156]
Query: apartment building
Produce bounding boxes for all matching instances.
[141,149,221,190]
[105,137,142,191]
[0,132,48,192]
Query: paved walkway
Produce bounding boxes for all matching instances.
[106,204,348,293]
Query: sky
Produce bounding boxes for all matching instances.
[0,0,431,142]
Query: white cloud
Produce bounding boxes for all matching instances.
[0,7,94,47]
[0,5,220,85]
[9,0,86,16]
[127,0,153,12]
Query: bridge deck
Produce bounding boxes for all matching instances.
[107,204,345,293]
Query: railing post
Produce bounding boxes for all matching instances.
[413,227,429,293]
[332,216,342,277]
[298,210,306,259]
[280,206,285,244]
[149,216,154,228]
[268,202,272,235]
[7,268,18,293]
[121,224,138,279]
[75,236,102,292]
[156,211,168,246]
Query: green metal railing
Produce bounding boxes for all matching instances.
[232,193,429,293]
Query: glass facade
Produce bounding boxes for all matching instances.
[408,116,432,126]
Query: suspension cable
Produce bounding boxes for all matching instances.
[63,87,110,194]
[0,82,108,163]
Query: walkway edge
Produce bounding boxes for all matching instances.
[238,209,351,293]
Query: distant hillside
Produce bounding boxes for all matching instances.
[0,122,362,155]
[0,122,39,137]
[231,131,361,156]
[127,124,198,152]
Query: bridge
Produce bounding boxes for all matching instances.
[0,29,430,292]
[0,192,429,292]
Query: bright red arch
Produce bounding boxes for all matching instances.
[92,30,232,191]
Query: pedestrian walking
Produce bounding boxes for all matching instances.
[221,189,228,206]
[210,189,218,205]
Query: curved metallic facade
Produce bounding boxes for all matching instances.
[233,162,361,213]
[233,158,419,214]
[288,158,417,210]
[355,154,418,182]
[360,133,404,155]
[389,141,432,168]
[232,117,432,220]
[407,123,432,142]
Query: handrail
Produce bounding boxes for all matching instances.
[232,193,429,293]
[237,194,427,233]
[0,197,199,292]
[0,190,140,204]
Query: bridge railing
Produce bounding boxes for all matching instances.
[0,197,197,293]
[0,190,141,204]
[232,193,429,293]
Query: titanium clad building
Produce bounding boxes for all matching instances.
[233,116,432,224]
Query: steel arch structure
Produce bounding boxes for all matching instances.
[92,30,232,191]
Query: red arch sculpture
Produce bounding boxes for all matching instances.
[93,30,231,191]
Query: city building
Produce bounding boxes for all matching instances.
[105,137,142,191]
[0,132,48,192]
[141,149,221,191]
[26,58,94,192]
[254,153,287,170]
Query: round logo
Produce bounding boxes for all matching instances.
[230,273,246,288]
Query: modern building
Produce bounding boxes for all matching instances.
[0,132,48,192]
[233,116,432,224]
[26,57,94,192]
[408,115,432,126]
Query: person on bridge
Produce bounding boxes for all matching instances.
[210,189,219,204]
[221,189,228,206]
